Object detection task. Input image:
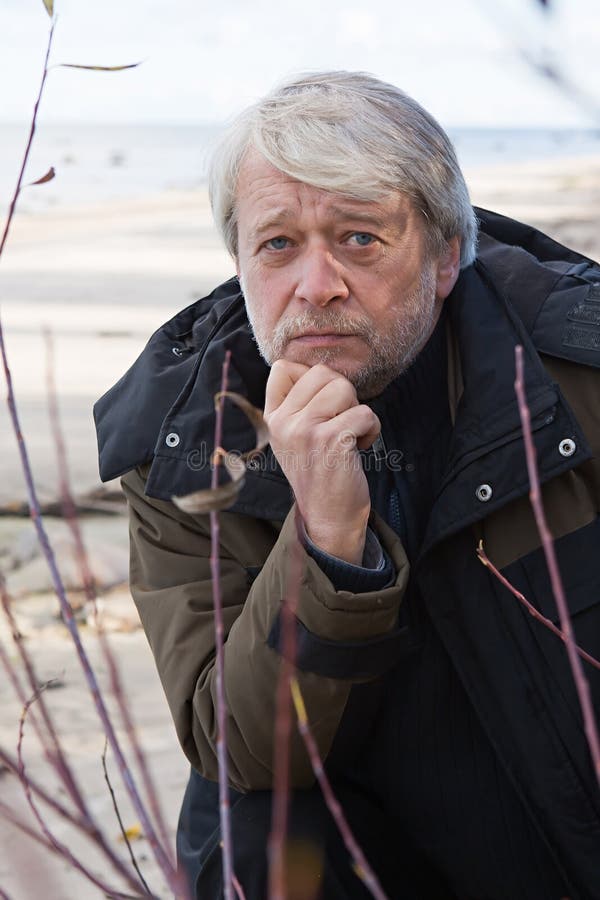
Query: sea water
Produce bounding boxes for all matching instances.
[1,122,599,216]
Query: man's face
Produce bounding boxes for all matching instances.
[235,151,458,399]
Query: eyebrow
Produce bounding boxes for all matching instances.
[248,208,297,242]
[248,203,401,242]
[329,206,398,230]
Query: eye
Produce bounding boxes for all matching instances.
[348,232,376,247]
[264,236,290,251]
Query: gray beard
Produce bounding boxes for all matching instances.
[242,267,438,399]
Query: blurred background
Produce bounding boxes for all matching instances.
[0,1,599,896]
[1,0,599,506]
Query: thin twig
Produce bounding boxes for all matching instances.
[0,589,145,892]
[1,577,86,813]
[0,746,98,835]
[14,681,134,897]
[0,800,60,856]
[290,679,389,900]
[209,350,235,900]
[0,607,50,766]
[268,508,303,900]
[232,874,247,900]
[514,344,600,784]
[45,329,173,860]
[0,800,145,900]
[0,23,54,259]
[102,740,153,897]
[0,25,178,893]
[477,543,600,671]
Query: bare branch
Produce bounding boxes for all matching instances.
[268,509,303,900]
[1,590,153,890]
[209,350,236,900]
[44,329,173,860]
[1,575,90,814]
[232,874,247,900]
[14,681,136,897]
[0,22,55,260]
[290,679,389,900]
[0,23,179,895]
[477,542,600,671]
[102,741,154,897]
[514,344,600,785]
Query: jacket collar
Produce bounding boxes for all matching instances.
[94,278,294,520]
[419,260,591,557]
[94,212,594,532]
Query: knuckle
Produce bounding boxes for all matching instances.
[314,363,334,379]
[327,376,356,405]
[359,404,378,422]
[269,359,286,378]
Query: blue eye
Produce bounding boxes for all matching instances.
[351,233,375,246]
[266,237,289,250]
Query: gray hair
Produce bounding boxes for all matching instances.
[208,71,477,268]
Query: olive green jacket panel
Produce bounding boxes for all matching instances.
[122,465,409,791]
[473,354,600,570]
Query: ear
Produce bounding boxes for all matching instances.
[434,236,461,301]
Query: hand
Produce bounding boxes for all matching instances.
[264,361,381,565]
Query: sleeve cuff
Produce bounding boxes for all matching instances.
[301,524,395,593]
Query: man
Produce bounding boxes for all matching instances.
[94,72,600,899]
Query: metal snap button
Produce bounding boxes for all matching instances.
[476,483,493,502]
[558,438,576,457]
[165,432,180,448]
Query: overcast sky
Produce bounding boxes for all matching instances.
[2,0,599,128]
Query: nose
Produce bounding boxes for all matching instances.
[294,246,350,307]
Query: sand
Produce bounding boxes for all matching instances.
[0,155,599,899]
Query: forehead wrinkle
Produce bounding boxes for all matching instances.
[247,207,297,242]
[326,197,410,233]
[246,199,409,244]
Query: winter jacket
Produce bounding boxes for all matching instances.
[94,208,600,897]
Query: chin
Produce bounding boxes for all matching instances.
[282,345,359,372]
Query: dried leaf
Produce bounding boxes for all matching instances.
[172,477,244,514]
[118,823,143,842]
[173,447,248,514]
[42,0,53,16]
[28,166,55,186]
[57,62,141,72]
[221,451,246,484]
[172,390,267,515]
[215,391,270,452]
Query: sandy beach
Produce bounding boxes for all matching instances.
[1,154,599,899]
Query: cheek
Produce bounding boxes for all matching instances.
[243,287,283,340]
[245,269,292,318]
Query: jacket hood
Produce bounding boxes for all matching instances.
[94,207,600,518]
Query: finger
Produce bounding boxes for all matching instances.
[270,363,352,417]
[264,359,310,416]
[301,375,359,422]
[323,405,381,451]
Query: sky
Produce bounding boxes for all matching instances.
[1,0,599,128]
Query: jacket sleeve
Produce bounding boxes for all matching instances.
[121,465,409,792]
